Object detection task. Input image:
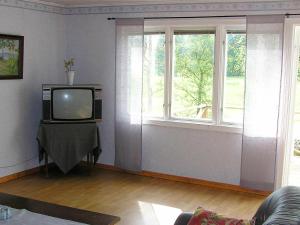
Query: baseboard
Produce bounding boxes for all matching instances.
[0,166,40,184]
[94,163,122,172]
[95,163,271,196]
[141,170,271,196]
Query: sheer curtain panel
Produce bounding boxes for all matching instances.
[240,15,285,191]
[115,19,144,171]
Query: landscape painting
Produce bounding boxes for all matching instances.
[0,34,24,79]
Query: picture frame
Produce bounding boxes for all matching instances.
[0,34,24,80]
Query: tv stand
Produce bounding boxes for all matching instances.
[37,121,101,176]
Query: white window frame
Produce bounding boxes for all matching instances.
[170,26,216,124]
[143,18,246,133]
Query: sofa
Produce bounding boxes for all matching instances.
[174,186,300,225]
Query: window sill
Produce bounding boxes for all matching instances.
[143,119,243,134]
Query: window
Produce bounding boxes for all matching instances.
[172,31,215,120]
[143,20,246,128]
[143,33,165,118]
[222,31,246,124]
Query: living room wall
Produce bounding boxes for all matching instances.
[1,0,298,186]
[65,13,243,185]
[0,5,66,177]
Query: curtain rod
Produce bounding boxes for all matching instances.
[287,13,300,17]
[107,13,299,20]
[107,15,245,20]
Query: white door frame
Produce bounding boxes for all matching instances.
[275,18,300,189]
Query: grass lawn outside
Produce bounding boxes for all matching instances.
[223,76,244,123]
[143,76,300,126]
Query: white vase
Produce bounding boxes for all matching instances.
[67,71,75,85]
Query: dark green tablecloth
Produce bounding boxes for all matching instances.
[37,123,101,174]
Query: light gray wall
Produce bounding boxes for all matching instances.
[0,6,66,177]
[143,126,242,184]
[65,13,243,185]
[66,14,116,166]
[0,6,243,184]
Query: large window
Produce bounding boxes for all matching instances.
[143,20,246,128]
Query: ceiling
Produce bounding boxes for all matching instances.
[37,0,291,7]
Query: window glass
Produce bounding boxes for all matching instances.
[143,33,165,118]
[222,32,246,124]
[172,31,215,120]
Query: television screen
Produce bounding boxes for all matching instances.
[52,88,93,120]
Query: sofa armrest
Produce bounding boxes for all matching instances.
[174,212,193,225]
[253,186,300,225]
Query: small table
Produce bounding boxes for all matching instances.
[37,122,101,176]
[0,192,120,225]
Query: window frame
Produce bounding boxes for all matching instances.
[143,18,246,132]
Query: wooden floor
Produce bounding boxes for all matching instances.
[0,167,265,225]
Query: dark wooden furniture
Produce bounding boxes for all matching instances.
[37,122,101,177]
[0,192,120,225]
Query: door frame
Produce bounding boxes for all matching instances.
[275,18,300,189]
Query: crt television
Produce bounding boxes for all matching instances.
[42,84,102,123]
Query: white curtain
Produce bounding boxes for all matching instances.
[115,19,144,171]
[241,15,285,191]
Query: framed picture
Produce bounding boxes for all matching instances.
[0,34,24,79]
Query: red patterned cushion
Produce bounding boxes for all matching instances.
[187,207,254,225]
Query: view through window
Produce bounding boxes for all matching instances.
[143,33,165,118]
[143,20,246,127]
[222,32,246,124]
[172,31,215,120]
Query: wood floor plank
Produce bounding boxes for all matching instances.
[0,167,265,225]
